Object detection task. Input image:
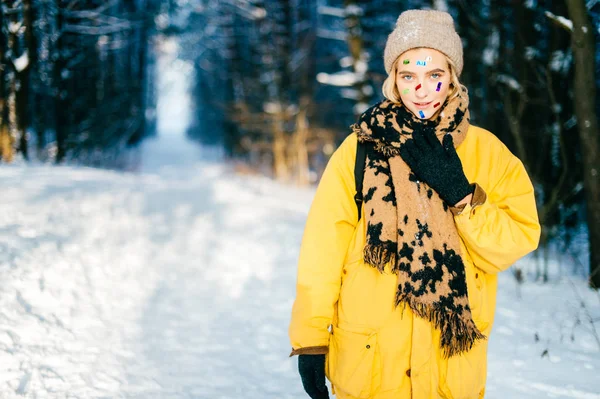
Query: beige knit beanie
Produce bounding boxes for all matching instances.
[384,10,463,76]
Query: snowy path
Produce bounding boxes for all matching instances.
[0,161,312,398]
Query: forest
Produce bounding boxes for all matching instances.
[1,0,599,287]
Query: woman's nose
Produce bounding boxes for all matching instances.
[415,83,428,98]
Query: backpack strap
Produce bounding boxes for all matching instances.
[354,140,367,221]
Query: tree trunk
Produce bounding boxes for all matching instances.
[15,0,36,160]
[5,0,19,162]
[54,0,67,163]
[294,98,310,185]
[0,3,8,162]
[565,0,600,288]
[343,0,372,115]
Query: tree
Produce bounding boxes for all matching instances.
[565,0,600,288]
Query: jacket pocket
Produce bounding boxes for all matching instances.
[326,325,380,399]
[438,339,488,399]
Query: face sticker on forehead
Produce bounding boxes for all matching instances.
[403,59,410,65]
[426,56,432,62]
[416,60,427,67]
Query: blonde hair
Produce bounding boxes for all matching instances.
[381,54,462,104]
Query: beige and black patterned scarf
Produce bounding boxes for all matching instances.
[351,86,485,358]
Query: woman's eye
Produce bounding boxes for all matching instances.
[431,73,441,79]
[402,75,413,81]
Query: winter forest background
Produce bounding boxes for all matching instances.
[1,0,600,398]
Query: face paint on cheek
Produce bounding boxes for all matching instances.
[434,102,440,108]
[419,111,425,118]
[436,82,442,92]
[402,88,410,94]
[415,83,422,91]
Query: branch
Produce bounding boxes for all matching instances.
[545,11,574,32]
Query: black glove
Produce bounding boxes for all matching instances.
[399,128,473,206]
[298,354,329,399]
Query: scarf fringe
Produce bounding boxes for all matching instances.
[363,244,397,273]
[396,294,487,358]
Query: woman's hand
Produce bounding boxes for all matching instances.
[399,129,474,206]
[298,354,330,399]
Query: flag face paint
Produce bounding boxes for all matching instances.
[403,59,410,64]
[416,60,427,66]
[415,84,422,91]
[419,110,425,118]
[436,82,442,92]
[434,102,441,108]
[402,88,410,94]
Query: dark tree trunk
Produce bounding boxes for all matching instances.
[0,3,7,162]
[16,0,36,160]
[54,0,67,163]
[565,0,600,288]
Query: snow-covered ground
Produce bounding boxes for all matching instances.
[1,37,599,399]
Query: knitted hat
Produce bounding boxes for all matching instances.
[384,10,463,76]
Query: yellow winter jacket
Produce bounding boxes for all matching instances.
[289,125,541,399]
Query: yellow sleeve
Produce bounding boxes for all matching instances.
[288,134,358,355]
[454,147,541,274]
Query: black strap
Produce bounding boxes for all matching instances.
[354,141,367,221]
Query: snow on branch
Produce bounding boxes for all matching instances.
[219,0,266,20]
[496,74,523,92]
[317,71,359,87]
[318,6,345,18]
[63,22,139,35]
[14,53,29,72]
[318,5,363,18]
[545,11,573,32]
[316,28,347,41]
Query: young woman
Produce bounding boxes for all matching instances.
[289,9,540,399]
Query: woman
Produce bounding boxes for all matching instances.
[289,9,540,399]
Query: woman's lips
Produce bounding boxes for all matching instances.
[413,101,432,109]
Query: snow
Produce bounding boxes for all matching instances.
[1,35,599,399]
[525,46,539,61]
[545,11,574,31]
[354,59,368,74]
[14,53,29,73]
[316,28,347,41]
[344,5,363,17]
[317,70,358,86]
[317,6,345,18]
[432,0,449,12]
[550,50,572,74]
[525,0,537,9]
[483,28,499,66]
[496,74,523,91]
[8,22,21,34]
[339,56,354,68]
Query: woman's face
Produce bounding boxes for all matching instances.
[394,48,452,120]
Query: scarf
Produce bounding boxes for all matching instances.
[351,86,485,358]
